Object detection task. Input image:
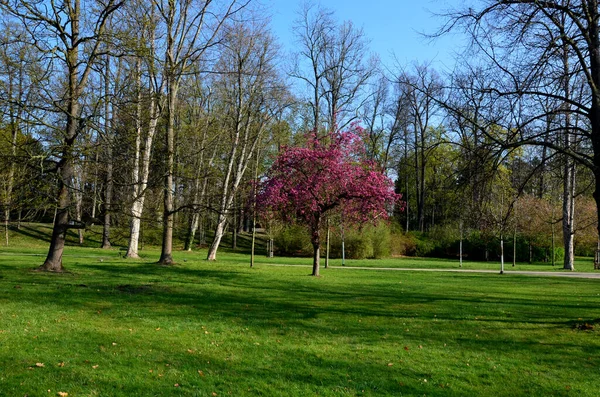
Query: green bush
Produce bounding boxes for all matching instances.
[370,223,391,258]
[328,222,392,259]
[273,225,311,256]
[390,231,416,256]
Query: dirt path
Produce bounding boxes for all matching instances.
[261,263,600,279]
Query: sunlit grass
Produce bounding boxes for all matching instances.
[0,224,598,395]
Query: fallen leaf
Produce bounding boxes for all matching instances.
[198,370,205,377]
[174,384,180,387]
[404,346,409,351]
[387,363,393,366]
[58,362,65,367]
[212,393,217,396]
[418,345,423,349]
[57,392,68,397]
[35,363,44,368]
[92,365,99,369]
[156,328,161,331]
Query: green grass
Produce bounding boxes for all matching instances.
[0,224,599,396]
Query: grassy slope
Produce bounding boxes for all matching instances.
[0,224,599,396]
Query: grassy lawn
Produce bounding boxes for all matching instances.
[0,225,599,396]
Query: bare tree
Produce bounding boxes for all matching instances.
[441,0,600,270]
[291,2,373,133]
[154,0,248,265]
[123,0,164,259]
[206,17,288,261]
[0,0,124,271]
[393,64,443,232]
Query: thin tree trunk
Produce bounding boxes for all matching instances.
[91,150,99,224]
[208,218,228,261]
[126,58,160,259]
[325,218,330,269]
[158,79,177,265]
[73,168,85,245]
[459,220,463,268]
[4,74,18,246]
[311,222,321,276]
[101,55,114,249]
[562,40,576,271]
[512,225,517,267]
[500,234,504,274]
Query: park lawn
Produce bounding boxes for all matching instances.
[0,244,599,396]
[5,222,598,272]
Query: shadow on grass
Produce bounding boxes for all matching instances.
[2,260,600,396]
[4,261,599,335]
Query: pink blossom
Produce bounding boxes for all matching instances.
[257,126,402,275]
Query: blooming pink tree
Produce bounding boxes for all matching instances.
[258,127,401,276]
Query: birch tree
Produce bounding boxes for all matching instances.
[206,18,288,261]
[154,0,248,265]
[123,1,163,259]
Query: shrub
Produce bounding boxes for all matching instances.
[273,225,311,256]
[328,221,392,259]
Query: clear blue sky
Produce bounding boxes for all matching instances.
[264,0,467,71]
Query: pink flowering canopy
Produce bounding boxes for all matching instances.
[258,126,401,234]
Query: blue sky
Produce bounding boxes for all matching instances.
[264,0,467,71]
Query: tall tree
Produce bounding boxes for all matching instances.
[291,2,373,133]
[394,64,443,232]
[155,0,248,265]
[206,17,288,261]
[123,0,163,259]
[0,0,123,271]
[441,0,600,271]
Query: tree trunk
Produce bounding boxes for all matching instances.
[41,139,76,272]
[4,77,18,246]
[207,217,228,261]
[185,211,200,251]
[500,235,504,274]
[73,168,85,245]
[459,220,463,268]
[325,219,330,269]
[158,80,177,265]
[126,59,159,259]
[42,179,70,272]
[512,225,517,267]
[101,143,113,249]
[91,150,99,224]
[562,41,576,271]
[101,55,115,249]
[40,41,83,271]
[311,217,321,276]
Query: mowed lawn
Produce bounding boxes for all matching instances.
[0,244,599,396]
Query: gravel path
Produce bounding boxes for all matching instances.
[262,263,600,278]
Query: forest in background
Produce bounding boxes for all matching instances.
[1,0,599,271]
